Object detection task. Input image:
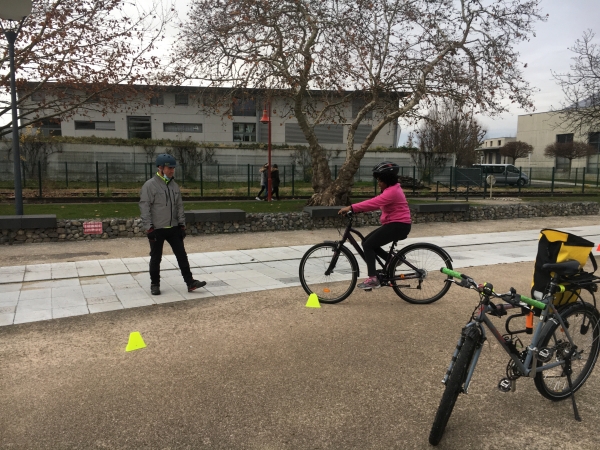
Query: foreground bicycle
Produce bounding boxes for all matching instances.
[298,211,453,304]
[429,264,600,446]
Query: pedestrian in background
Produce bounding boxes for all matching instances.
[255,163,268,200]
[271,164,280,201]
[139,154,206,296]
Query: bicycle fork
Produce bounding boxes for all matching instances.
[442,324,484,394]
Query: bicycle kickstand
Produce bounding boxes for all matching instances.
[564,356,582,422]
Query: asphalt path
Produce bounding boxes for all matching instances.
[2,215,600,449]
[1,265,599,449]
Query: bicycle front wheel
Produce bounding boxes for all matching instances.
[390,244,452,304]
[429,326,481,446]
[534,301,600,400]
[299,243,358,304]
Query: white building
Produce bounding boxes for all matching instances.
[21,84,399,150]
[516,111,600,170]
[476,137,516,164]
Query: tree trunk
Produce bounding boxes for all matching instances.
[306,149,365,206]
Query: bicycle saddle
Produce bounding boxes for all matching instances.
[541,260,581,277]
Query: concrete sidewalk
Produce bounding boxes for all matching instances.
[2,224,600,327]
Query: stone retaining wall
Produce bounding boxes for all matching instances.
[1,202,598,245]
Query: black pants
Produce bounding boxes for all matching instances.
[149,227,193,286]
[272,185,279,200]
[257,185,266,198]
[363,222,412,276]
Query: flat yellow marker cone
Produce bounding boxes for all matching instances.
[305,293,321,308]
[125,331,146,352]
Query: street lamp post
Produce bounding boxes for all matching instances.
[0,0,33,215]
[260,101,272,202]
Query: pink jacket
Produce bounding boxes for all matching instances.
[351,183,411,224]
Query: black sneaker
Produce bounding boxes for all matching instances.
[151,284,161,295]
[188,280,207,292]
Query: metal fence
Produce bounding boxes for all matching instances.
[0,161,598,199]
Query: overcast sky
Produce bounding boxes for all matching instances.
[3,0,597,142]
[168,0,598,145]
[441,0,600,143]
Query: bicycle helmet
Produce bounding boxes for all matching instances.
[156,154,177,168]
[372,161,400,176]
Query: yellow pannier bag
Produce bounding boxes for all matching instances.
[531,228,596,306]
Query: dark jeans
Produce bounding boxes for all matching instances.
[272,185,279,200]
[257,185,267,198]
[363,222,412,276]
[149,227,193,286]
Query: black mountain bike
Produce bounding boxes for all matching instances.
[298,211,454,304]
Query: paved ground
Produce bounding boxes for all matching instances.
[1,215,600,448]
[3,222,600,327]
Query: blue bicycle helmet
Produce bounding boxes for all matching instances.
[156,154,177,168]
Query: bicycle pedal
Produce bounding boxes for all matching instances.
[363,288,373,292]
[497,378,515,393]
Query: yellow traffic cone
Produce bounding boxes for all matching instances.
[125,331,146,352]
[305,293,321,308]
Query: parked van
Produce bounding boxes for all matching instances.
[473,164,529,186]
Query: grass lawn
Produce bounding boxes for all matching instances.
[0,199,314,219]
[1,195,598,220]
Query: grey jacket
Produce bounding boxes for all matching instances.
[139,174,185,231]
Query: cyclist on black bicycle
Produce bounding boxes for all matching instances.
[338,161,411,290]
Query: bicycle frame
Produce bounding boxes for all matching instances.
[325,214,418,282]
[453,294,581,394]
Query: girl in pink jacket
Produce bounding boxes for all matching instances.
[339,162,411,289]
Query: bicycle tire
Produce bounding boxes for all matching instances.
[534,301,600,400]
[299,243,358,304]
[390,243,453,304]
[429,326,481,446]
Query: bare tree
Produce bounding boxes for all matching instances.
[0,0,174,137]
[18,126,62,178]
[413,101,484,181]
[553,30,600,131]
[544,141,596,174]
[499,141,534,165]
[168,143,218,181]
[412,119,451,183]
[170,0,544,205]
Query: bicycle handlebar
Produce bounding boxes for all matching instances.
[440,267,546,310]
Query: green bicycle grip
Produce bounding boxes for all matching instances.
[516,294,546,310]
[441,267,463,279]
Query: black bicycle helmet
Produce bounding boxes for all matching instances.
[156,154,177,168]
[372,161,399,176]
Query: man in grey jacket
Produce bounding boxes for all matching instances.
[139,154,206,295]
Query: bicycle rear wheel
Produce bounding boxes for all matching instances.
[534,301,600,400]
[299,243,358,304]
[390,243,452,304]
[429,326,481,446]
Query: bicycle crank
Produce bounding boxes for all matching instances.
[497,378,516,393]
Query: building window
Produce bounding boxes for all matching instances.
[150,95,164,106]
[127,116,151,139]
[352,98,373,119]
[35,118,62,137]
[557,133,574,143]
[497,140,501,146]
[74,121,115,131]
[174,93,189,105]
[589,132,600,151]
[163,123,202,133]
[232,98,257,116]
[285,123,343,144]
[233,123,256,141]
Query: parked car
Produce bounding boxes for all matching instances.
[473,164,530,186]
